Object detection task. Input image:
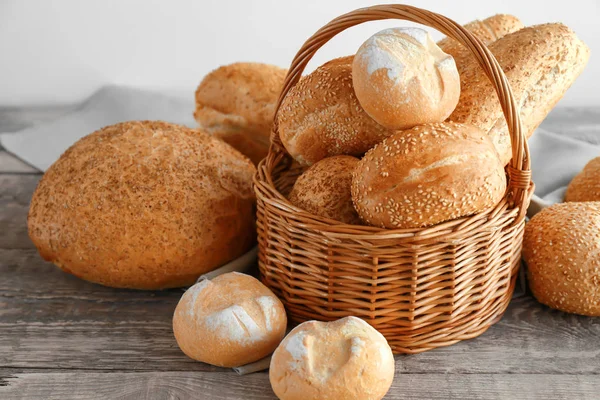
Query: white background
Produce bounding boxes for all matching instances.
[0,0,597,107]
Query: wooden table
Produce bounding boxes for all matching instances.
[1,107,599,399]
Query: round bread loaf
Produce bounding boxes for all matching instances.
[565,157,600,202]
[523,202,600,316]
[288,155,361,224]
[173,272,287,367]
[353,27,460,130]
[277,56,392,166]
[28,121,256,289]
[269,316,394,400]
[352,122,506,229]
[195,62,287,165]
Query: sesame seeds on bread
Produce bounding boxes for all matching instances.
[28,121,257,289]
[195,62,287,165]
[277,56,392,166]
[288,155,361,225]
[351,122,506,229]
[523,202,600,316]
[565,157,600,202]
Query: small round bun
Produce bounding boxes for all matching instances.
[195,62,287,164]
[353,27,460,130]
[28,121,256,289]
[288,156,361,224]
[352,122,506,229]
[277,56,392,166]
[523,202,600,316]
[565,157,600,202]
[173,272,287,367]
[269,316,394,400]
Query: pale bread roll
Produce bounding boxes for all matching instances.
[195,62,287,165]
[288,155,361,225]
[449,23,590,165]
[277,56,392,166]
[352,122,506,229]
[28,121,256,289]
[173,272,287,367]
[437,14,524,63]
[565,157,600,202]
[352,27,460,130]
[269,316,394,400]
[523,202,600,316]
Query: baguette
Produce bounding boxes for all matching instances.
[449,23,590,165]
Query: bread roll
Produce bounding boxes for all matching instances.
[195,62,287,165]
[269,316,394,400]
[523,202,600,316]
[288,155,361,224]
[449,23,590,165]
[565,157,600,202]
[352,122,506,229]
[28,121,256,289]
[277,56,392,166]
[173,272,287,367]
[352,28,460,131]
[437,14,523,62]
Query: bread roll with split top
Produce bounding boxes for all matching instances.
[351,122,506,229]
[352,27,460,130]
[288,155,361,224]
[269,316,394,400]
[28,121,256,289]
[277,56,392,166]
[195,62,287,165]
[523,202,600,316]
[565,157,600,202]
[449,23,590,165]
[173,272,287,367]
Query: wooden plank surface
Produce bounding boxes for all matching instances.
[2,371,600,400]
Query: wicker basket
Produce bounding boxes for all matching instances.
[254,4,534,354]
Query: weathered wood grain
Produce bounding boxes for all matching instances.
[2,371,600,400]
[0,174,40,249]
[0,152,38,174]
[2,246,600,374]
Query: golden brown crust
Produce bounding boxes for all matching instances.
[523,202,600,316]
[194,62,287,164]
[288,155,361,225]
[173,272,287,367]
[352,28,460,130]
[565,157,600,202]
[269,316,394,400]
[277,56,392,166]
[28,121,256,289]
[351,122,506,229]
[437,14,524,62]
[448,23,590,165]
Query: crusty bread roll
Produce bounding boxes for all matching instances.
[523,202,600,316]
[352,122,506,229]
[565,157,600,202]
[269,316,394,400]
[195,62,287,165]
[437,14,523,62]
[449,23,590,165]
[173,272,287,367]
[353,27,460,130]
[277,56,392,166]
[288,155,361,224]
[28,121,256,289]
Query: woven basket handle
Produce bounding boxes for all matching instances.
[268,4,532,215]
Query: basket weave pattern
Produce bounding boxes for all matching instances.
[254,4,534,354]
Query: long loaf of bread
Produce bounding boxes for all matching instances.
[448,23,590,165]
[437,14,523,61]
